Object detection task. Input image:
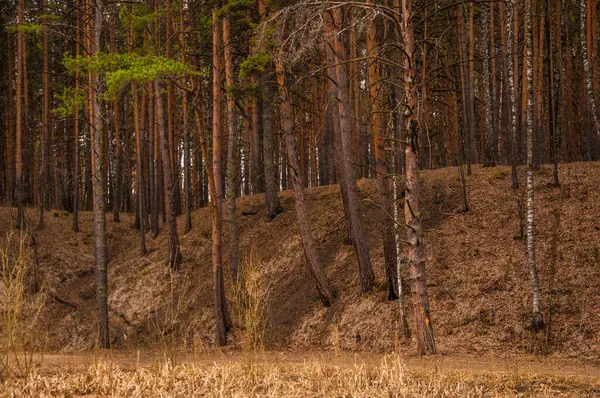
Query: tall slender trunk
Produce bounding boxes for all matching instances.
[488,3,499,166]
[251,72,263,194]
[275,58,336,306]
[181,5,192,234]
[325,44,353,245]
[401,0,436,356]
[111,12,121,223]
[91,0,109,349]
[211,8,230,345]
[456,5,475,175]
[6,30,14,205]
[39,0,50,229]
[581,0,600,136]
[16,0,25,228]
[509,0,520,188]
[547,0,559,185]
[524,0,544,332]
[223,12,239,279]
[326,9,374,294]
[367,1,397,300]
[133,85,146,255]
[263,82,282,222]
[155,80,181,269]
[72,0,80,231]
[149,81,159,238]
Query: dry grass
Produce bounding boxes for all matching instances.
[233,246,271,352]
[0,231,46,381]
[3,354,599,397]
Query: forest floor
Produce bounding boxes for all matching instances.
[1,162,600,395]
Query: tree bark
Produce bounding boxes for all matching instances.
[16,0,25,228]
[524,0,544,332]
[181,5,192,234]
[133,85,146,255]
[211,8,230,345]
[262,82,282,222]
[39,0,50,229]
[456,5,475,175]
[72,1,80,232]
[400,0,436,355]
[326,9,374,294]
[275,58,336,306]
[91,0,109,349]
[366,1,398,299]
[155,80,182,269]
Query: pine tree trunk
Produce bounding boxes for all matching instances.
[6,30,14,205]
[72,1,80,232]
[133,85,146,255]
[39,0,50,229]
[223,12,239,279]
[181,5,192,234]
[155,80,181,269]
[367,1,398,299]
[401,0,436,356]
[456,5,475,175]
[15,0,25,228]
[211,8,230,345]
[251,72,264,194]
[91,0,109,349]
[275,58,336,306]
[326,9,374,294]
[262,82,282,222]
[581,0,600,136]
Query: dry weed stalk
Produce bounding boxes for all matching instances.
[150,271,189,364]
[234,247,270,352]
[0,231,46,381]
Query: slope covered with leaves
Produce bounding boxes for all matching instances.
[1,163,598,361]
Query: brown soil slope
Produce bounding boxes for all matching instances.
[1,163,598,361]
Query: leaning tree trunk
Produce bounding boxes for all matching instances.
[400,0,436,356]
[91,0,109,349]
[275,58,336,306]
[326,9,374,294]
[155,80,181,269]
[524,0,544,332]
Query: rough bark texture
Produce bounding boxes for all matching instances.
[276,58,336,306]
[262,82,283,222]
[524,0,544,332]
[327,9,374,294]
[155,80,181,269]
[16,0,25,228]
[367,1,398,300]
[223,13,239,280]
[211,8,229,345]
[91,0,109,349]
[133,86,146,255]
[401,0,436,356]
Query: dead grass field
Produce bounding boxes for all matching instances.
[3,351,600,397]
